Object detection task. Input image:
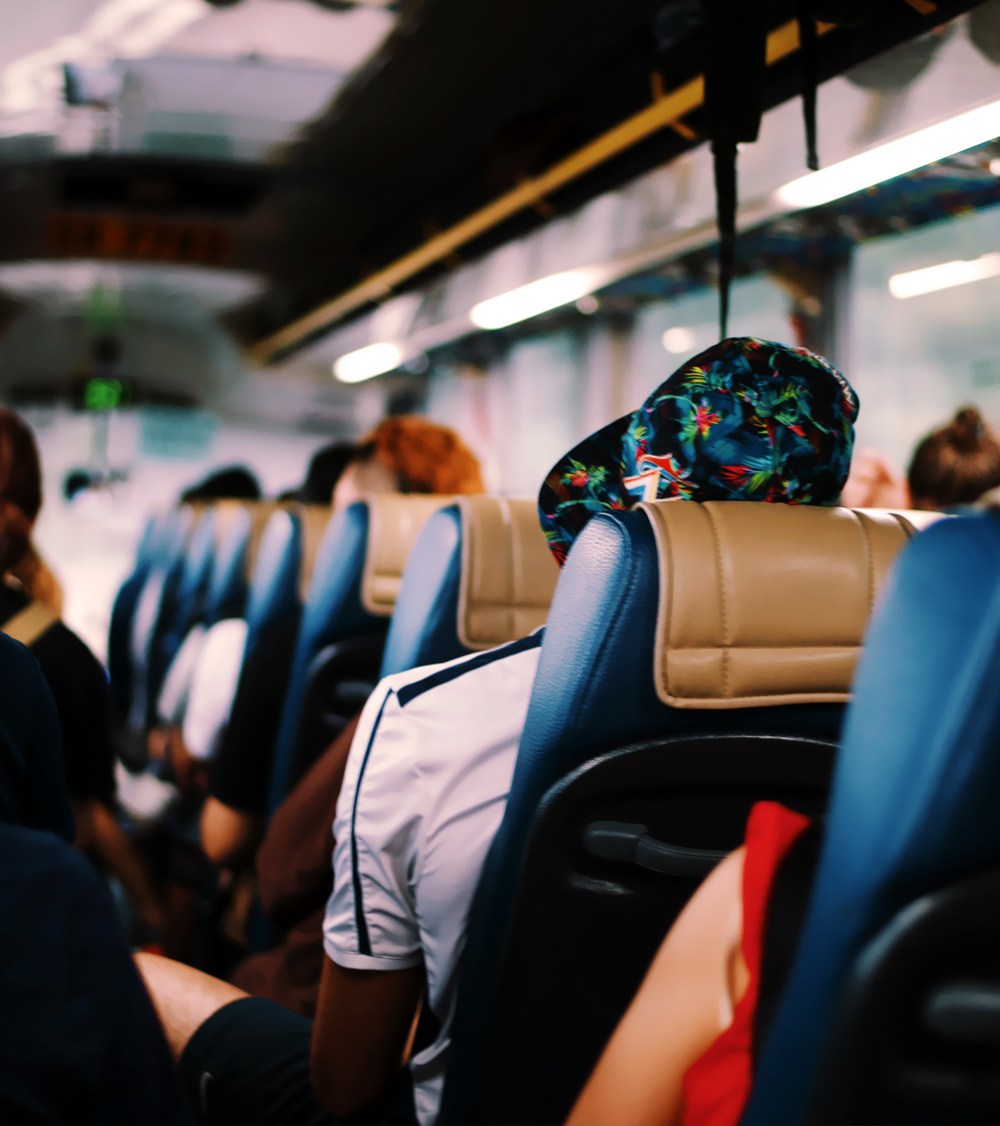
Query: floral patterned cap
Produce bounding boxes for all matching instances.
[538,336,859,566]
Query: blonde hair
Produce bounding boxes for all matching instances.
[356,417,485,495]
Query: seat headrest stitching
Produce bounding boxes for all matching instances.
[856,510,876,618]
[888,510,915,538]
[703,504,731,698]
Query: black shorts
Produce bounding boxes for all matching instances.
[179,997,416,1126]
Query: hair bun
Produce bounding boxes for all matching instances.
[953,406,985,452]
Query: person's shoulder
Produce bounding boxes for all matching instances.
[39,619,105,675]
[387,631,544,710]
[0,822,96,893]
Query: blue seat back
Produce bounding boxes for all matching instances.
[124,506,197,730]
[240,507,307,673]
[264,495,447,812]
[442,501,933,1122]
[745,512,1000,1123]
[380,496,557,677]
[202,504,254,625]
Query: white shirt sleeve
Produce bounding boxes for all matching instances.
[323,681,425,971]
[182,619,248,762]
[156,625,206,726]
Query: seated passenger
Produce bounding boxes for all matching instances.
[0,630,73,840]
[0,820,194,1125]
[180,465,262,503]
[198,416,485,872]
[286,441,358,504]
[136,338,859,1126]
[0,407,165,935]
[567,801,810,1126]
[907,405,1000,511]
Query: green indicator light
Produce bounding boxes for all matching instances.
[83,378,128,411]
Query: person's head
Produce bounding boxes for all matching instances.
[906,406,1000,511]
[0,407,43,572]
[297,442,357,505]
[538,336,859,566]
[180,466,261,504]
[333,417,485,509]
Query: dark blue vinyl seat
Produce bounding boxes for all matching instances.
[745,511,1000,1125]
[441,500,937,1125]
[123,505,197,735]
[264,494,448,814]
[108,508,192,720]
[380,495,557,677]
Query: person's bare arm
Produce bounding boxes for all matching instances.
[311,954,424,1120]
[567,847,747,1126]
[200,796,262,870]
[74,798,166,934]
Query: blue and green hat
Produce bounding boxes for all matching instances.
[538,336,859,566]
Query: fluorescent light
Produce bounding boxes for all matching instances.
[778,98,1000,209]
[662,326,696,354]
[889,251,1000,299]
[333,342,403,383]
[470,269,600,330]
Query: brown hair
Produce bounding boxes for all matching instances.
[907,406,1000,510]
[356,416,485,495]
[0,407,42,572]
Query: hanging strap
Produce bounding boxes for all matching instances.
[703,0,767,338]
[1,600,58,648]
[797,6,820,171]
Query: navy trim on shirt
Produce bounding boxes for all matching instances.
[395,631,543,709]
[349,689,394,956]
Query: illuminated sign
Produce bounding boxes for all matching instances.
[81,377,131,411]
[47,214,232,265]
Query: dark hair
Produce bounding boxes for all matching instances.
[180,466,261,503]
[0,407,42,571]
[907,406,1000,510]
[298,442,357,504]
[355,417,485,495]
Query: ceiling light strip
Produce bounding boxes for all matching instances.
[251,17,827,364]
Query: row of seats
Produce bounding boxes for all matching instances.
[111,493,558,819]
[109,493,1000,1124]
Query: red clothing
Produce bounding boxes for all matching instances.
[680,802,811,1126]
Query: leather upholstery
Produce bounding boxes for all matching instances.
[243,501,281,580]
[297,504,334,601]
[381,497,557,677]
[265,496,445,811]
[457,496,558,649]
[239,508,303,672]
[745,512,1000,1123]
[202,503,253,624]
[442,501,938,1123]
[644,503,940,708]
[360,494,450,615]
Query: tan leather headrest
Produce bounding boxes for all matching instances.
[242,502,282,580]
[456,496,559,649]
[361,495,452,616]
[296,504,334,602]
[641,501,942,709]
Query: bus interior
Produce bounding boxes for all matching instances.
[1,0,1000,1122]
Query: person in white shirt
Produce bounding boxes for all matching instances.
[136,338,859,1126]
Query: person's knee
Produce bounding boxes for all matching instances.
[135,952,248,1060]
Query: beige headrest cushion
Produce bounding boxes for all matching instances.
[361,494,452,616]
[456,496,559,649]
[641,501,942,709]
[296,504,335,602]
